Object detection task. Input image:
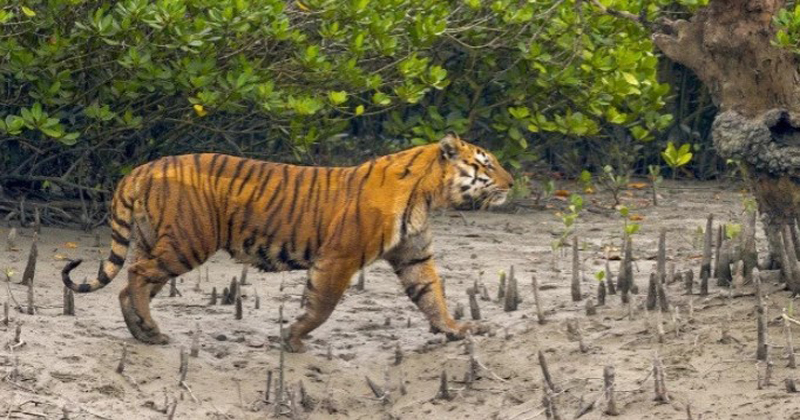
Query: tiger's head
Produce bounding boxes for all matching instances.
[439,133,514,208]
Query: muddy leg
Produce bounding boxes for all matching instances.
[119,258,172,344]
[285,260,357,353]
[148,282,167,300]
[386,233,468,340]
[395,258,468,339]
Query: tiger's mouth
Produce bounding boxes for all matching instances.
[490,190,509,206]
[476,189,509,209]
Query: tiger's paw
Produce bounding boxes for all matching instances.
[284,337,306,353]
[441,322,490,341]
[141,332,171,345]
[281,329,306,353]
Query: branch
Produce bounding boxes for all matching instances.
[0,175,110,194]
[587,0,650,28]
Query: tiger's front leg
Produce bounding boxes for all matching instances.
[386,233,470,340]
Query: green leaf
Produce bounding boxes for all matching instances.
[59,132,80,146]
[21,6,36,17]
[41,126,63,138]
[676,152,693,166]
[372,92,391,106]
[508,106,530,119]
[630,126,649,141]
[328,91,348,105]
[622,72,640,86]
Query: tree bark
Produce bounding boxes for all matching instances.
[653,0,800,117]
[652,0,800,277]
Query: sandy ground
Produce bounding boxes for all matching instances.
[2,180,800,419]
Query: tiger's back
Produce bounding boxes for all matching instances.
[124,151,437,274]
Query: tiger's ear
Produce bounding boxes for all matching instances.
[439,132,462,160]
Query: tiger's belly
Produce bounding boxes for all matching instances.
[226,229,316,273]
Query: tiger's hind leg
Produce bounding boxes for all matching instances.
[119,257,174,344]
[119,237,199,344]
[285,258,359,353]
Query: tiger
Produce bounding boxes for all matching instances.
[62,133,514,352]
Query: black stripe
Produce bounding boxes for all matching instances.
[185,189,209,257]
[192,155,204,191]
[109,251,125,266]
[353,161,375,234]
[243,235,257,254]
[253,164,273,202]
[112,213,131,230]
[405,281,434,303]
[157,260,180,278]
[119,193,134,209]
[225,207,237,251]
[304,239,313,263]
[361,160,376,186]
[278,243,305,270]
[208,154,221,176]
[215,155,231,182]
[286,167,303,223]
[343,167,357,192]
[98,269,112,285]
[142,173,154,219]
[399,149,424,179]
[315,220,324,253]
[174,250,194,271]
[78,283,92,293]
[324,167,332,201]
[306,167,318,207]
[155,158,172,234]
[209,154,225,189]
[236,163,257,196]
[400,178,424,237]
[312,169,324,250]
[394,254,432,274]
[231,159,247,183]
[380,163,390,187]
[111,228,130,246]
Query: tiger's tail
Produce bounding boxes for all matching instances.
[62,177,135,293]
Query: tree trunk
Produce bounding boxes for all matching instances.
[653,0,800,278]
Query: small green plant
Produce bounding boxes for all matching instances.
[647,164,663,206]
[552,194,584,252]
[618,205,640,237]
[601,165,629,206]
[3,267,14,282]
[536,179,556,207]
[509,174,532,200]
[725,224,742,240]
[743,197,758,214]
[661,142,693,179]
[579,170,594,193]
[595,270,606,282]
